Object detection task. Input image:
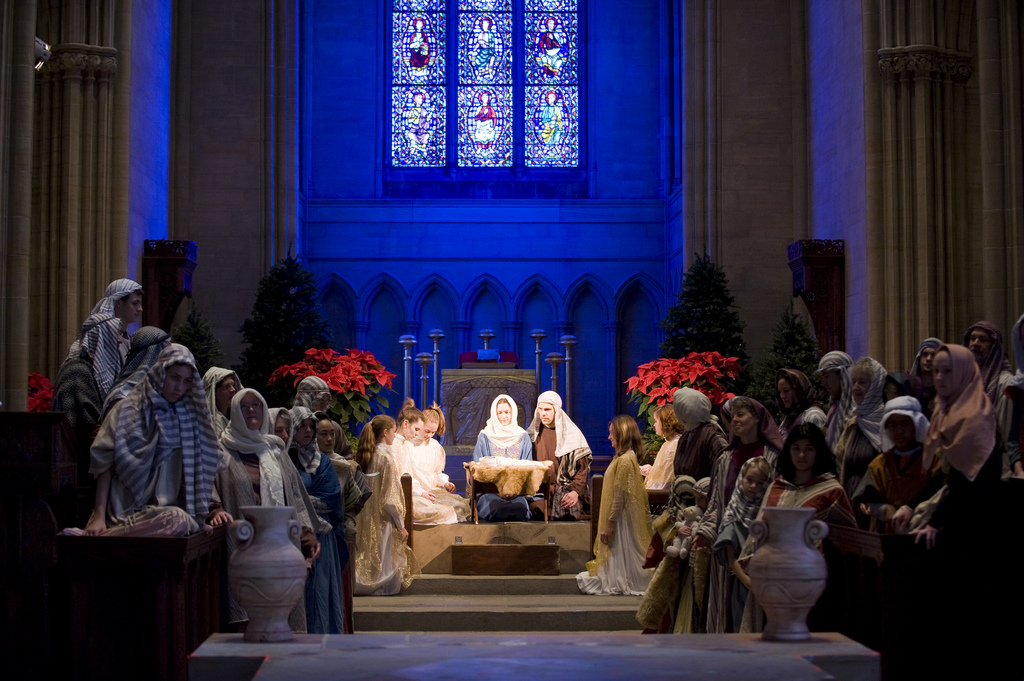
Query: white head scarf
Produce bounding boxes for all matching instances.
[91,278,143,316]
[203,367,243,437]
[672,387,712,431]
[294,376,331,411]
[850,357,888,450]
[219,389,286,506]
[526,390,590,458]
[879,395,930,452]
[481,394,527,450]
[289,406,320,473]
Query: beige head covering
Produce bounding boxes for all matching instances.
[526,390,590,458]
[672,387,712,431]
[922,345,996,482]
[203,367,243,436]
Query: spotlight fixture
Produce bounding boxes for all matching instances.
[34,37,51,70]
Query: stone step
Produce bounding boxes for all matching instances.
[353,594,643,633]
[412,521,592,574]
[402,574,584,596]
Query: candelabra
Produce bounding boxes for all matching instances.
[399,335,417,402]
[428,328,444,405]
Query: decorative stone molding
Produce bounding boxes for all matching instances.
[877,45,971,82]
[788,240,845,355]
[41,44,118,76]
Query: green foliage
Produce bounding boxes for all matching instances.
[172,305,224,377]
[747,305,821,417]
[660,254,749,391]
[236,257,331,406]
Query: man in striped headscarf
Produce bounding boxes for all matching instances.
[53,279,144,438]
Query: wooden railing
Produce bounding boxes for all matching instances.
[57,527,226,681]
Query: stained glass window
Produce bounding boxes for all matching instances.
[457,0,513,166]
[392,0,446,166]
[524,0,577,166]
[390,0,580,170]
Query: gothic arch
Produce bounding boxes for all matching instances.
[512,274,563,320]
[320,274,358,350]
[614,273,665,320]
[564,274,613,322]
[410,274,460,321]
[358,273,409,321]
[459,274,512,320]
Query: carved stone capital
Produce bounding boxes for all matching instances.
[877,45,972,82]
[41,43,118,77]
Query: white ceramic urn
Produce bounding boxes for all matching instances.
[747,506,829,641]
[228,505,307,642]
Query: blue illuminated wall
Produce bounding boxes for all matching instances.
[300,0,667,454]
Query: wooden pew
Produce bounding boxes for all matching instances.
[57,527,226,681]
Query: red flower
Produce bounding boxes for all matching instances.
[27,372,54,412]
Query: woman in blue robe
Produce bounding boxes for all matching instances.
[289,407,349,634]
[471,394,534,521]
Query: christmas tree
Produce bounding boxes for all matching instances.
[747,305,821,415]
[171,304,224,377]
[660,254,748,389]
[236,257,331,406]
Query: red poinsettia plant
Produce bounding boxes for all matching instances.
[625,351,741,450]
[268,348,395,426]
[28,372,55,412]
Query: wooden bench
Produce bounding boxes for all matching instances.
[57,526,226,681]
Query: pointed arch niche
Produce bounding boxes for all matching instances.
[320,275,358,351]
[513,275,561,368]
[360,276,409,391]
[564,276,612,454]
[615,276,662,416]
[411,275,459,374]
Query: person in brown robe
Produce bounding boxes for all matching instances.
[526,390,592,520]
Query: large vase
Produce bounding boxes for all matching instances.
[228,506,307,642]
[747,506,829,641]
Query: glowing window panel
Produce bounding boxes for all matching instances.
[458,12,512,86]
[392,5,445,166]
[524,0,575,11]
[525,86,577,167]
[457,86,513,167]
[459,0,512,12]
[392,86,446,167]
[525,11,577,85]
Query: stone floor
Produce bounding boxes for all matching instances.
[191,632,881,681]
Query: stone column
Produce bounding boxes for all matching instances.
[870,0,974,367]
[32,2,123,377]
[0,0,37,410]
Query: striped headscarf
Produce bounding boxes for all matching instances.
[102,326,171,417]
[817,351,855,449]
[64,313,124,397]
[111,344,227,520]
[289,406,320,473]
[962,321,1013,403]
[294,376,331,411]
[90,278,143,316]
[910,337,942,377]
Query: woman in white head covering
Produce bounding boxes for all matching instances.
[472,394,534,521]
[202,367,243,437]
[79,344,227,538]
[527,390,592,520]
[212,388,328,632]
[851,395,937,533]
[833,357,887,518]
